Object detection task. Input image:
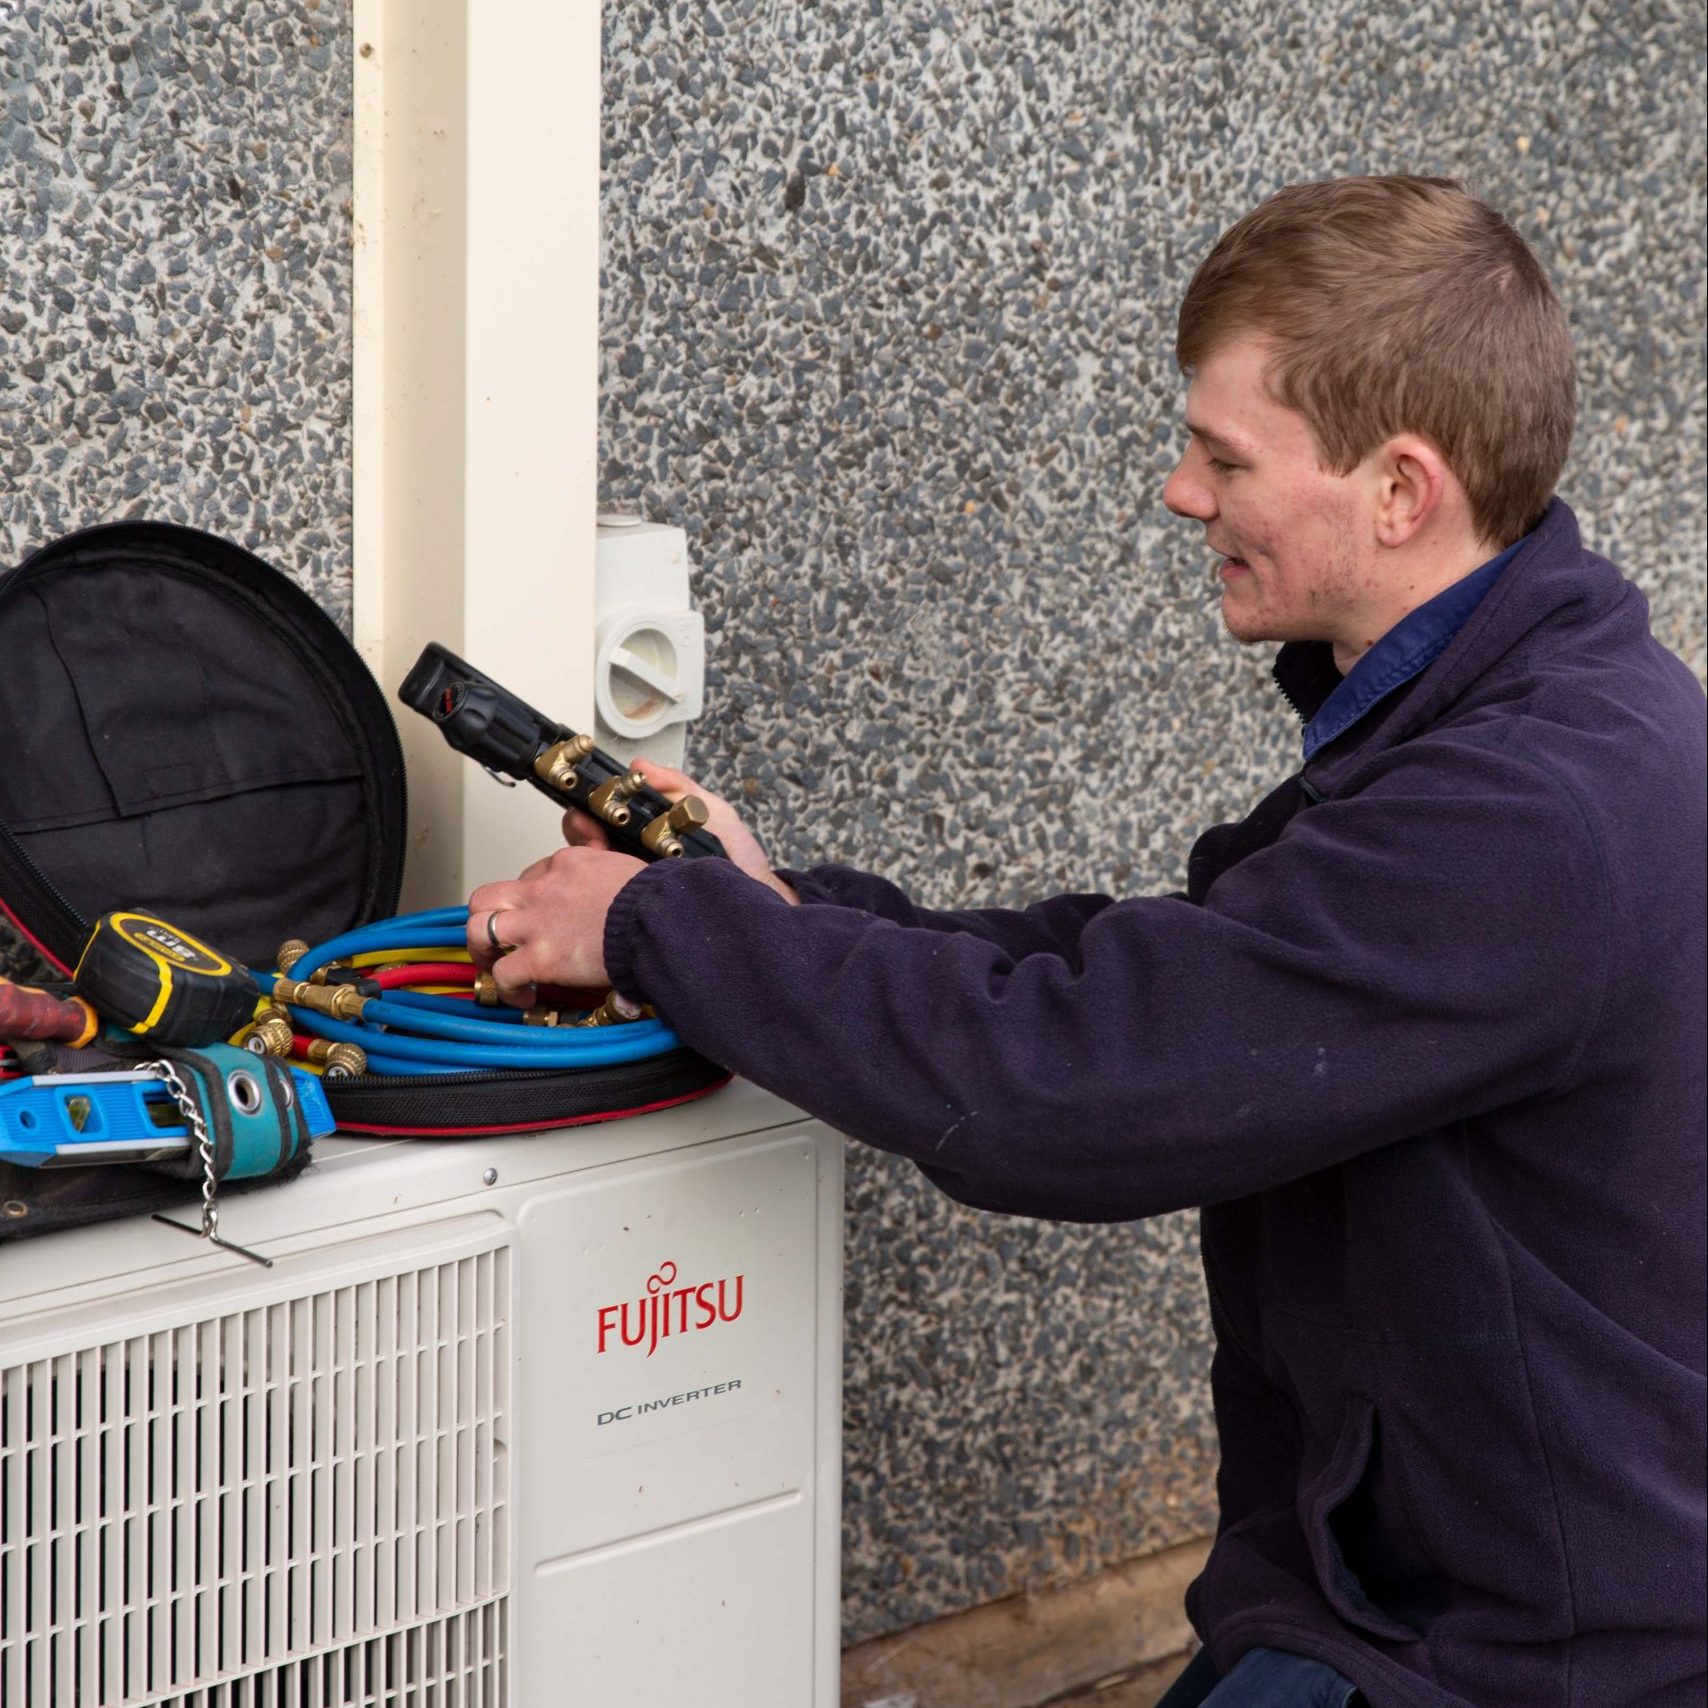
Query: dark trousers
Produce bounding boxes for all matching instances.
[1157,1645,1363,1707]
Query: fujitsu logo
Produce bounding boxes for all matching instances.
[595,1259,745,1358]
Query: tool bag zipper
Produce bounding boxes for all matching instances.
[322,1053,731,1133]
[0,816,87,973]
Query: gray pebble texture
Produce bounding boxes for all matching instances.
[1,0,1702,1659]
[598,0,1706,1647]
[0,0,353,620]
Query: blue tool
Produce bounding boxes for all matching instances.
[1,1053,334,1170]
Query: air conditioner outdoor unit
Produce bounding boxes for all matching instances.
[1,1079,843,1708]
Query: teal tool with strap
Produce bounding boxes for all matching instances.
[0,1043,332,1172]
[140,1042,331,1267]
[1,1042,332,1267]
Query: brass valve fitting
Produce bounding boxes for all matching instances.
[306,1039,367,1078]
[640,794,711,858]
[276,939,341,983]
[276,939,311,976]
[587,768,647,828]
[474,970,499,1006]
[274,977,370,1021]
[572,989,653,1028]
[535,733,596,793]
[241,1008,295,1057]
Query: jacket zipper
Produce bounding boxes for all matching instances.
[1274,675,1311,724]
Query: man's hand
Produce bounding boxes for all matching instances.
[560,758,799,905]
[467,845,646,1004]
[467,760,799,1008]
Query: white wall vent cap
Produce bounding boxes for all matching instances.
[592,519,705,768]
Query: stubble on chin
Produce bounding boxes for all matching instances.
[1216,555,1276,645]
[1219,591,1269,647]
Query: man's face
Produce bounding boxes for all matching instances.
[1162,334,1380,657]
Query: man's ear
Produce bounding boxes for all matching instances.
[1372,435,1450,548]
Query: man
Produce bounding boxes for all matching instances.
[469,178,1707,1706]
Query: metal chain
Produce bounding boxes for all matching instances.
[157,1057,218,1236]
[149,1058,273,1268]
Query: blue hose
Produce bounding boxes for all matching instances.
[291,1007,680,1071]
[255,906,683,1073]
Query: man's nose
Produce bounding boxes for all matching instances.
[1162,457,1215,521]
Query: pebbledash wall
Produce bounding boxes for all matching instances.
[3,0,1704,1649]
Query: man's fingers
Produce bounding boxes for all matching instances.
[464,845,631,992]
[631,757,695,798]
[466,886,519,966]
[489,944,540,1006]
[467,907,519,968]
[467,881,509,917]
[562,807,611,848]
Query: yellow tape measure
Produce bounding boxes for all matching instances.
[74,911,261,1045]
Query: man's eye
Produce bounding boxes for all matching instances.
[1206,456,1237,474]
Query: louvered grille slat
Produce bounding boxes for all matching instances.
[1,1248,509,1707]
[63,1606,508,1708]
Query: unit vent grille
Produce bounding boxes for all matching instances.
[140,1606,504,1708]
[1,1248,511,1708]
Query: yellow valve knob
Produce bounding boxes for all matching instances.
[275,940,339,982]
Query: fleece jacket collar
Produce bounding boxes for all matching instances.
[1271,499,1617,779]
[1299,537,1524,760]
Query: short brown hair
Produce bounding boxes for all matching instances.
[1176,175,1575,546]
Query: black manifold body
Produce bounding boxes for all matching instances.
[399,644,727,863]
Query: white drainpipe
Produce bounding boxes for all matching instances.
[351,0,600,907]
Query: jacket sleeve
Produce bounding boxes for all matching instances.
[606,738,1608,1222]
[780,863,1121,963]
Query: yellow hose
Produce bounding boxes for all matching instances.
[346,946,473,968]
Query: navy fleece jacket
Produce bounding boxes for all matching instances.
[604,500,1707,1707]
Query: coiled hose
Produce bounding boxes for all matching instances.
[253,906,681,1076]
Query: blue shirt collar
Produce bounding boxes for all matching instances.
[1301,537,1526,761]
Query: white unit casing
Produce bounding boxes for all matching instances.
[0,1081,843,1708]
[593,517,706,770]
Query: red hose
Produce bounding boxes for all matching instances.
[370,962,478,988]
